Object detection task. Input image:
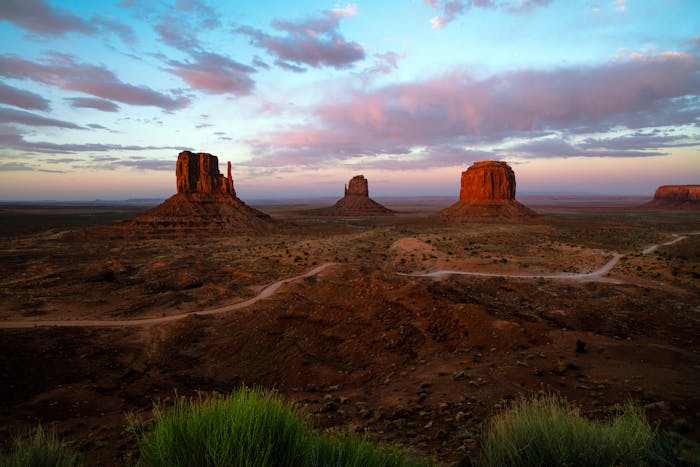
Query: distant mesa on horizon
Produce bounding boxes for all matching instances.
[441,160,538,222]
[302,175,394,217]
[127,151,273,232]
[640,184,700,211]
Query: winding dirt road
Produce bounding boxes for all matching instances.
[400,233,697,282]
[1,232,696,330]
[399,253,625,282]
[0,262,337,329]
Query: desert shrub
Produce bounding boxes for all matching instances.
[131,387,430,467]
[309,432,428,467]
[130,387,311,467]
[480,393,675,467]
[0,426,82,467]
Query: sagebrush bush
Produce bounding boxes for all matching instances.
[0,426,82,467]
[480,393,676,467]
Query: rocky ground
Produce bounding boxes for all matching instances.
[0,202,698,465]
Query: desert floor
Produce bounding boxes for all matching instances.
[0,197,698,465]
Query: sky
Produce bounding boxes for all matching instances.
[0,0,699,201]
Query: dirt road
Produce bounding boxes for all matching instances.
[401,234,696,281]
[0,262,337,329]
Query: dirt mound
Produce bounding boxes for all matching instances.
[640,185,700,211]
[442,199,538,221]
[442,161,537,222]
[304,175,394,217]
[128,192,273,233]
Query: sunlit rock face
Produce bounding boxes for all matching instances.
[128,151,272,233]
[344,175,370,197]
[176,151,235,195]
[641,184,700,211]
[305,175,393,217]
[459,161,516,201]
[653,185,700,202]
[442,160,537,222]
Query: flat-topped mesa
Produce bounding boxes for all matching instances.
[654,185,700,202]
[442,160,537,222]
[345,175,369,197]
[640,184,700,211]
[176,151,235,195]
[460,160,516,201]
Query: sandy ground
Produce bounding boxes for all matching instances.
[0,200,698,465]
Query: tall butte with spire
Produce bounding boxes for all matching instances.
[129,151,272,232]
[441,160,537,221]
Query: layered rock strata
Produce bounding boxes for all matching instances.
[130,151,271,232]
[441,160,537,221]
[308,175,394,216]
[641,185,700,211]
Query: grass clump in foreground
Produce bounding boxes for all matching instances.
[129,386,430,467]
[0,425,82,467]
[480,393,676,467]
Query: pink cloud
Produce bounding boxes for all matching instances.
[237,7,365,69]
[0,82,50,111]
[66,97,120,112]
[167,52,256,94]
[0,53,189,111]
[247,52,700,168]
[426,0,552,29]
[0,0,95,35]
[0,107,83,129]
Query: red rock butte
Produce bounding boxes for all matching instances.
[129,151,272,232]
[641,184,700,211]
[308,175,394,216]
[442,160,537,221]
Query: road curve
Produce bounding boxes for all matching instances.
[0,262,337,329]
[400,233,696,281]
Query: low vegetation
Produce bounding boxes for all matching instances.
[0,426,82,467]
[2,391,686,466]
[480,393,675,467]
[128,386,430,467]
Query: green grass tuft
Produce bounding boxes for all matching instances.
[480,393,676,467]
[0,425,82,467]
[130,387,312,467]
[309,432,428,467]
[130,386,431,467]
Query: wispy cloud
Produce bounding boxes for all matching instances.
[167,52,256,94]
[426,0,554,29]
[246,52,700,169]
[0,127,180,154]
[0,107,83,129]
[237,6,365,69]
[0,82,50,111]
[0,52,189,111]
[0,0,96,35]
[66,97,120,112]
